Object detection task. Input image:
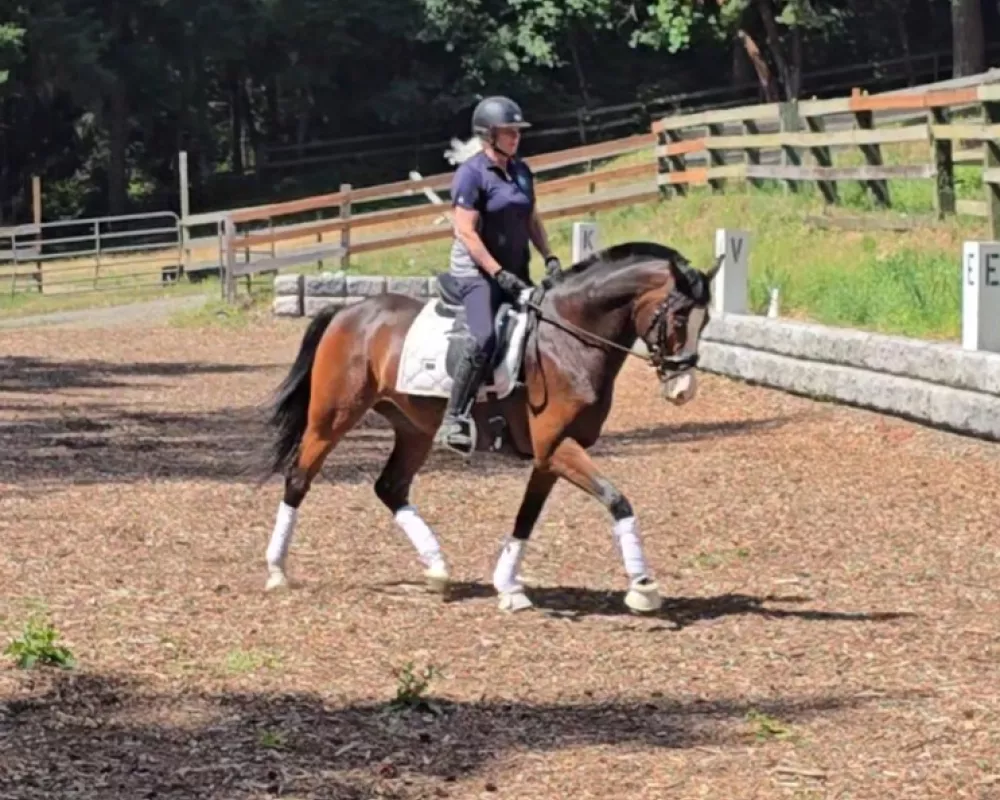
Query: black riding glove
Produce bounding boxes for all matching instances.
[494,270,530,304]
[544,255,562,278]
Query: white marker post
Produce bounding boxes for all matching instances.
[962,241,1000,352]
[712,228,750,315]
[572,221,600,263]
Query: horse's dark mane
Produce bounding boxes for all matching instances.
[550,241,689,285]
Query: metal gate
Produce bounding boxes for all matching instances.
[0,211,184,297]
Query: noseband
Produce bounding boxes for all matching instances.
[643,288,700,378]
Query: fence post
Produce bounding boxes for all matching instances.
[743,117,763,191]
[223,214,236,303]
[31,175,42,291]
[802,112,838,205]
[851,87,891,208]
[778,101,801,195]
[982,97,1000,238]
[706,122,726,193]
[178,150,190,271]
[928,107,955,218]
[339,183,352,270]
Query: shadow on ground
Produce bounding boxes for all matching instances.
[0,669,926,800]
[436,584,918,629]
[1,379,803,485]
[0,355,277,393]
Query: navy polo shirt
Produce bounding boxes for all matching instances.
[448,150,536,281]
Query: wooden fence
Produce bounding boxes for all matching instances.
[218,69,1000,302]
[651,70,1000,232]
[219,134,658,301]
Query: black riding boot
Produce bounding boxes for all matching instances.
[437,340,489,455]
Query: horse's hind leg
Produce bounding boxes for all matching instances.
[373,414,449,592]
[265,404,370,590]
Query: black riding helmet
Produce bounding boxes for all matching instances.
[471,96,531,155]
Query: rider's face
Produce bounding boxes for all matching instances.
[495,126,522,154]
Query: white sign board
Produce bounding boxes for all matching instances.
[962,241,1000,352]
[712,228,750,315]
[572,222,600,264]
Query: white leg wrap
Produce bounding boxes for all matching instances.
[493,537,527,593]
[266,501,298,567]
[613,516,649,578]
[394,505,444,568]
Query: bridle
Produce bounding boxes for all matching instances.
[523,260,714,380]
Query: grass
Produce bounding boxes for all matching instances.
[5,134,989,341]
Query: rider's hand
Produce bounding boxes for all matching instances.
[544,255,562,277]
[494,270,530,303]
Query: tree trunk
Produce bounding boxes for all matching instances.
[952,0,985,77]
[737,29,779,102]
[107,75,128,215]
[567,23,592,107]
[755,0,795,100]
[894,1,916,85]
[229,68,244,174]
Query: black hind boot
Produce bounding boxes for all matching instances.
[436,340,489,456]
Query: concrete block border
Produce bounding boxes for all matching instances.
[273,270,439,318]
[272,271,1000,442]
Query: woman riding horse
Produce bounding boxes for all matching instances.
[436,95,562,456]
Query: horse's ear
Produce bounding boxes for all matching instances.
[704,254,724,282]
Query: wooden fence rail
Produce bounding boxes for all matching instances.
[216,68,1000,303]
[651,72,1000,232]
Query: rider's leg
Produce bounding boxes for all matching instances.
[437,276,498,454]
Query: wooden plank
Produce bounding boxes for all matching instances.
[982,167,1000,184]
[657,167,708,186]
[929,123,1000,141]
[350,172,453,204]
[957,199,987,216]
[349,226,452,255]
[706,164,748,180]
[231,190,346,223]
[848,86,979,113]
[537,162,656,195]
[795,97,853,117]
[654,138,706,158]
[746,164,935,181]
[231,245,347,276]
[978,84,1000,102]
[538,184,660,220]
[652,102,781,133]
[526,132,655,171]
[703,125,929,151]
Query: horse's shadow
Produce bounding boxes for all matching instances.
[437,581,916,629]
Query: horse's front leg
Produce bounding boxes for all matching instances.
[492,467,558,612]
[545,437,663,613]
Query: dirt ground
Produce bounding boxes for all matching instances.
[1,313,999,800]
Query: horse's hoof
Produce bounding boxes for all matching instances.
[265,566,289,592]
[497,589,533,612]
[625,576,662,613]
[424,562,450,594]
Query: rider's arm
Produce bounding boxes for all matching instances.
[451,166,505,277]
[453,207,504,277]
[527,208,553,261]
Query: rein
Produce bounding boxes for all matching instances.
[524,299,653,361]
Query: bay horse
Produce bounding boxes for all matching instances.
[259,241,722,613]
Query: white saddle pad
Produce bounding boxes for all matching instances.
[395,298,530,401]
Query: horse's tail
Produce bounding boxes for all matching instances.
[261,304,341,480]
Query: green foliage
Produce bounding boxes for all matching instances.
[0,0,977,223]
[389,660,441,712]
[4,615,76,670]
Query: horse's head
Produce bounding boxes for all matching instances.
[634,251,722,406]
